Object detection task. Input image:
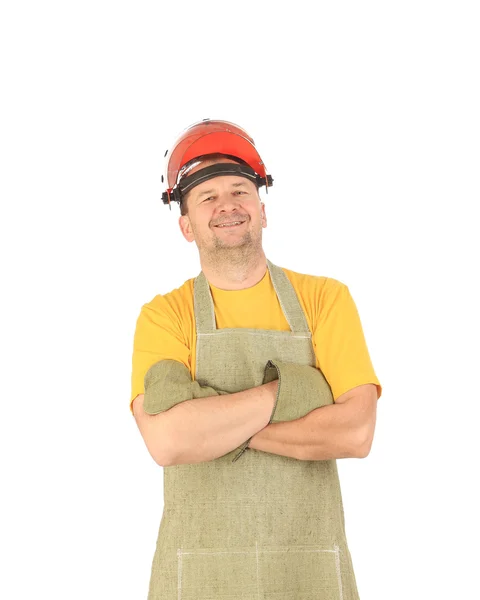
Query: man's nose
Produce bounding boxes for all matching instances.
[216,191,241,210]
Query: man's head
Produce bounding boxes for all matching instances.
[161,119,273,264]
[177,153,267,260]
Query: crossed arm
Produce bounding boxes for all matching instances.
[248,382,378,461]
[132,380,378,466]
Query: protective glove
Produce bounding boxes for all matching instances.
[264,359,334,424]
[232,359,334,462]
[143,359,227,415]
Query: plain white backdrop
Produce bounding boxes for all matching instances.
[1,1,479,598]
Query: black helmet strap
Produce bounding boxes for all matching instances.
[162,163,273,208]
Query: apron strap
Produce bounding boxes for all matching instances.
[193,271,217,334]
[194,259,311,335]
[266,259,311,334]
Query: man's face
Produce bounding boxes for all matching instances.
[178,160,267,255]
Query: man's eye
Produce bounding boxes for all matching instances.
[234,190,246,195]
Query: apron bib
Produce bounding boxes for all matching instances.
[147,259,360,599]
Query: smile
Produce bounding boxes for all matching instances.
[214,221,245,228]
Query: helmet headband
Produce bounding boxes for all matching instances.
[162,163,273,207]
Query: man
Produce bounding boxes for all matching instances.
[130,119,382,599]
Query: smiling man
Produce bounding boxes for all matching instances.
[130,119,382,600]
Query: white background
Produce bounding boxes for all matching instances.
[1,1,479,598]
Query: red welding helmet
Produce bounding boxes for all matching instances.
[161,119,273,208]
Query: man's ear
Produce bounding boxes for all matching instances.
[179,214,195,242]
[261,202,267,228]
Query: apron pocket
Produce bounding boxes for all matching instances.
[177,546,259,599]
[177,543,343,600]
[260,544,343,599]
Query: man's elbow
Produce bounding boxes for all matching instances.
[133,408,175,467]
[135,425,169,466]
[352,423,375,458]
[353,440,372,459]
[144,438,172,467]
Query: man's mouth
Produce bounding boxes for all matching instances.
[214,220,245,228]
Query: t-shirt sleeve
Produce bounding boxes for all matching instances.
[130,296,191,413]
[313,279,382,401]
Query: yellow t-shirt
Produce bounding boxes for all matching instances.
[130,265,382,413]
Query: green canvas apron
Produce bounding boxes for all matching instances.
[147,259,360,599]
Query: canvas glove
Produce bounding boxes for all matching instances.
[232,359,335,463]
[264,359,334,424]
[143,359,227,415]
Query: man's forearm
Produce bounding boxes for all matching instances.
[249,402,367,461]
[137,381,277,466]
